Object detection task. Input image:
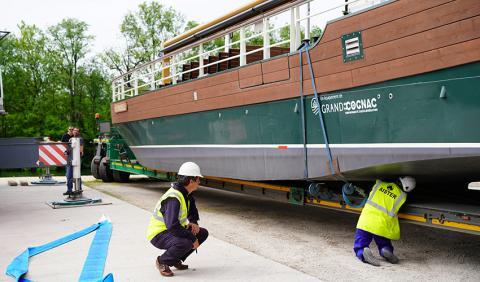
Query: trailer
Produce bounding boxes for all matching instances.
[90,122,176,183]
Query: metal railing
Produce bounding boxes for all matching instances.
[112,0,390,102]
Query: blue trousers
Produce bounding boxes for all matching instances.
[151,227,209,266]
[353,228,394,261]
[66,165,82,192]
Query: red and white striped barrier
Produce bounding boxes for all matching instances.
[38,143,68,167]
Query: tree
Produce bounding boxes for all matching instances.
[48,18,93,124]
[1,23,60,137]
[184,20,199,33]
[0,33,15,137]
[77,59,112,138]
[102,1,186,76]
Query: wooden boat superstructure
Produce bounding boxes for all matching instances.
[110,0,480,184]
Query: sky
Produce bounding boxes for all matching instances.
[2,0,253,54]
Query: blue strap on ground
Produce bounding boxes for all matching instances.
[79,221,113,282]
[5,220,113,282]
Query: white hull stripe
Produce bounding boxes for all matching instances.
[130,143,480,149]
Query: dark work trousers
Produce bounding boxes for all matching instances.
[353,228,394,261]
[151,227,209,266]
[66,165,73,192]
[65,165,82,192]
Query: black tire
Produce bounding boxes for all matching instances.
[99,157,113,182]
[90,158,101,179]
[113,170,130,182]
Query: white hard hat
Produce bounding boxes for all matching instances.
[399,176,416,192]
[178,162,203,177]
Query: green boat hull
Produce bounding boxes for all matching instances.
[116,62,480,182]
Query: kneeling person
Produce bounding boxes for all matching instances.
[147,162,209,277]
[353,176,416,266]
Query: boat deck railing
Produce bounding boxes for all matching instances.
[112,0,389,102]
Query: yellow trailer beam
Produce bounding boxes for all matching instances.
[202,176,480,235]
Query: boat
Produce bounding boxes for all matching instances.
[110,0,480,184]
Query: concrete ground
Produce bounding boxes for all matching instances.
[0,177,318,282]
[84,176,480,282]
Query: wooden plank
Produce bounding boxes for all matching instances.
[308,15,480,77]
[362,0,480,47]
[239,75,263,88]
[239,63,262,79]
[116,81,241,115]
[292,0,479,68]
[320,0,452,42]
[263,69,290,84]
[146,83,297,118]
[350,38,480,87]
[262,56,290,84]
[121,70,239,107]
[262,56,289,73]
[239,63,263,88]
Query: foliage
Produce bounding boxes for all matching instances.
[101,1,186,76]
[0,21,110,143]
[184,20,199,32]
[279,24,323,44]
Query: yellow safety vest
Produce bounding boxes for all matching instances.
[146,187,189,241]
[356,180,407,240]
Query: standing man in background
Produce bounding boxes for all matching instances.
[61,126,73,142]
[62,126,74,195]
[147,162,209,277]
[63,127,84,195]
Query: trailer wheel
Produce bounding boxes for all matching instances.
[113,170,130,182]
[99,157,113,182]
[90,158,101,179]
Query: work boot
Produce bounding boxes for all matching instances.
[156,257,174,277]
[362,247,380,266]
[63,191,71,196]
[173,261,189,270]
[381,247,399,264]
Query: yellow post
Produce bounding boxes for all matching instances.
[161,57,171,85]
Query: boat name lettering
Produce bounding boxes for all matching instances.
[312,98,378,115]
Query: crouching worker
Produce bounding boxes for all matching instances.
[354,176,416,266]
[147,162,209,277]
